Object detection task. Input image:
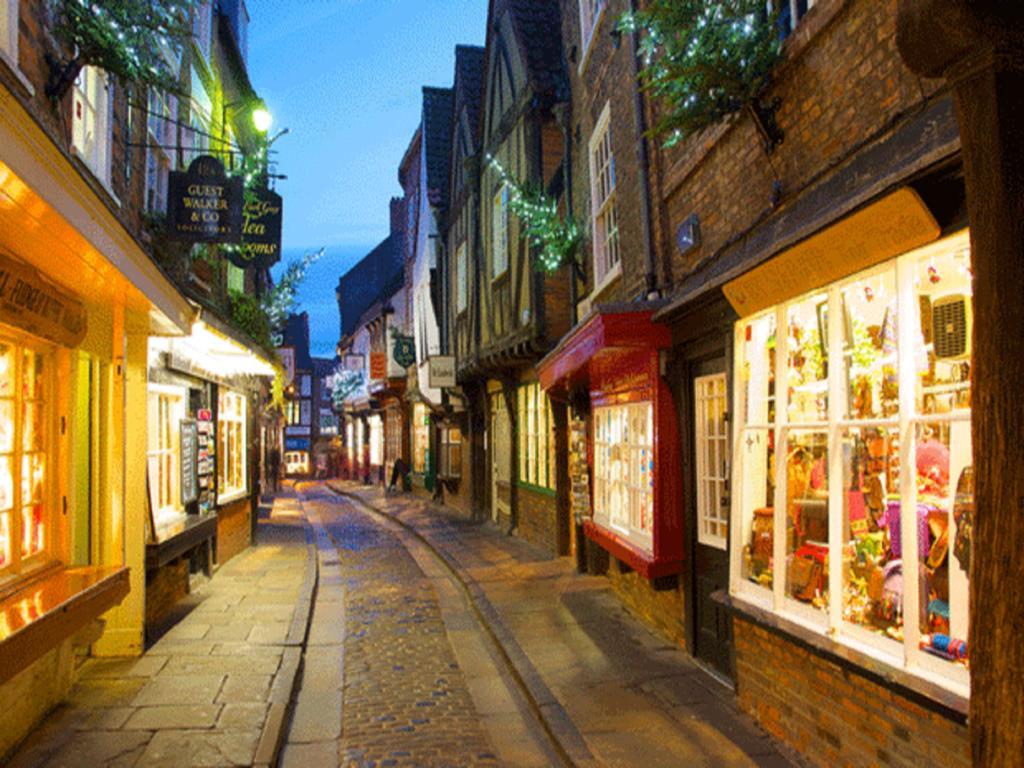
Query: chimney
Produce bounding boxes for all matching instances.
[390,197,405,238]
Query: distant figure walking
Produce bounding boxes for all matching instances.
[387,457,409,495]
[267,447,281,493]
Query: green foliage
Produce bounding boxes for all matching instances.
[47,0,196,98]
[228,290,273,349]
[620,0,782,147]
[487,156,580,273]
[264,248,324,336]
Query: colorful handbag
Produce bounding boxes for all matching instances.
[953,466,974,575]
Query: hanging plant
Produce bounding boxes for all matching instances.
[46,0,197,100]
[263,247,324,337]
[619,0,782,148]
[487,156,580,274]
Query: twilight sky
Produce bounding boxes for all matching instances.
[248,0,488,357]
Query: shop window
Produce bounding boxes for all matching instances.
[346,421,355,467]
[300,400,311,425]
[492,184,509,277]
[731,230,972,691]
[695,374,729,549]
[1,0,18,63]
[301,375,312,397]
[385,408,401,468]
[593,401,653,552]
[72,66,112,186]
[286,400,301,426]
[440,426,462,479]
[217,390,247,501]
[146,387,186,529]
[412,403,430,474]
[517,383,554,491]
[0,339,52,575]
[589,103,620,288]
[456,241,468,314]
[356,419,365,466]
[578,0,606,58]
[369,416,383,467]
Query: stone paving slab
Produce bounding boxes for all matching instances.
[331,481,801,768]
[5,489,316,768]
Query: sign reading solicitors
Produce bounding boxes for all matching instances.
[168,155,243,242]
[227,187,284,269]
[0,252,87,346]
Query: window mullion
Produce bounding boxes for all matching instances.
[772,305,788,612]
[827,286,844,633]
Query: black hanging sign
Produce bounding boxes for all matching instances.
[227,187,284,269]
[167,155,243,243]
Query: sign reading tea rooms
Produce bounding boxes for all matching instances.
[168,156,243,243]
[227,187,284,269]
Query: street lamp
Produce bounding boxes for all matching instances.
[252,106,273,134]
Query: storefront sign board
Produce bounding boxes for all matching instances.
[285,437,310,451]
[227,187,283,269]
[0,252,87,347]
[428,356,456,389]
[344,354,365,372]
[370,351,387,380]
[167,155,243,243]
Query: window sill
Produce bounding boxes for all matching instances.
[69,147,122,209]
[217,489,250,507]
[0,565,130,686]
[714,590,969,722]
[588,262,623,305]
[0,48,35,97]
[583,518,678,579]
[517,481,556,498]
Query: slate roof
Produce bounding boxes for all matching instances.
[453,45,486,144]
[422,87,455,209]
[336,232,404,339]
[498,0,568,102]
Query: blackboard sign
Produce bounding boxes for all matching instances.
[227,187,284,269]
[167,155,243,243]
[180,420,199,506]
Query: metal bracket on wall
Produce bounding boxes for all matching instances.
[748,97,785,155]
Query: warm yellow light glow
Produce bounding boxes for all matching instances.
[252,107,273,133]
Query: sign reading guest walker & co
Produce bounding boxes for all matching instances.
[167,155,243,243]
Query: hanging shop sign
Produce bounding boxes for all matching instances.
[227,187,284,269]
[167,155,244,243]
[0,252,87,347]
[370,351,387,380]
[180,420,199,506]
[392,333,416,369]
[278,347,296,384]
[428,355,456,389]
[343,354,365,372]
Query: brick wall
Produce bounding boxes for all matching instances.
[733,619,969,768]
[516,485,559,553]
[217,498,251,564]
[606,559,687,649]
[0,637,76,761]
[650,0,946,287]
[145,559,190,629]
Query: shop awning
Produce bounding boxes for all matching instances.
[538,305,673,397]
[152,319,277,381]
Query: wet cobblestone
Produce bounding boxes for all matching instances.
[318,498,499,768]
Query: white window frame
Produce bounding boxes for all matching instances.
[0,337,54,578]
[578,0,607,65]
[589,102,620,290]
[217,390,248,503]
[695,374,729,550]
[729,231,973,696]
[72,66,114,188]
[456,241,468,314]
[146,385,187,528]
[517,383,554,491]
[593,401,654,553]
[0,0,17,62]
[492,184,509,278]
[440,426,462,479]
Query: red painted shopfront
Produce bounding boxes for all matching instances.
[539,309,682,579]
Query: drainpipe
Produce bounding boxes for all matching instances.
[554,102,580,325]
[630,0,660,300]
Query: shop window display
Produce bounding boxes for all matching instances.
[217,390,247,500]
[593,402,653,552]
[732,231,973,690]
[0,340,50,574]
[412,403,429,474]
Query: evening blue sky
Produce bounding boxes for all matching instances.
[250,0,489,357]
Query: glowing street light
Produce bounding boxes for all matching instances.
[252,106,273,134]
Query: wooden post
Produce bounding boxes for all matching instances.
[897,3,1024,764]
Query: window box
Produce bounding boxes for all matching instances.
[539,308,681,579]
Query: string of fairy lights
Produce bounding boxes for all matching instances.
[485,154,580,274]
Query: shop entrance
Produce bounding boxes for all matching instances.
[489,394,511,524]
[689,361,733,680]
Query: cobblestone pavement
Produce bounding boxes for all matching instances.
[298,484,500,768]
[329,482,799,768]
[5,491,312,768]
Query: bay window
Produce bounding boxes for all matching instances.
[593,401,653,552]
[217,390,247,501]
[0,338,52,576]
[412,403,429,474]
[731,230,972,692]
[517,383,554,491]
